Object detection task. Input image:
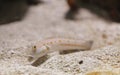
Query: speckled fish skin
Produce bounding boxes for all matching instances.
[30,38,93,62]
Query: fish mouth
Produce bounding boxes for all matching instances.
[28,56,35,62]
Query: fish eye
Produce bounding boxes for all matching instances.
[32,45,37,52]
[33,46,36,49]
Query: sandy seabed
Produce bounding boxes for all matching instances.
[0,0,119,75]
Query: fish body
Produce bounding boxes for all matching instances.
[30,38,93,62]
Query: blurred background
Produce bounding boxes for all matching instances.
[0,0,120,25]
[0,0,120,49]
[0,0,41,24]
